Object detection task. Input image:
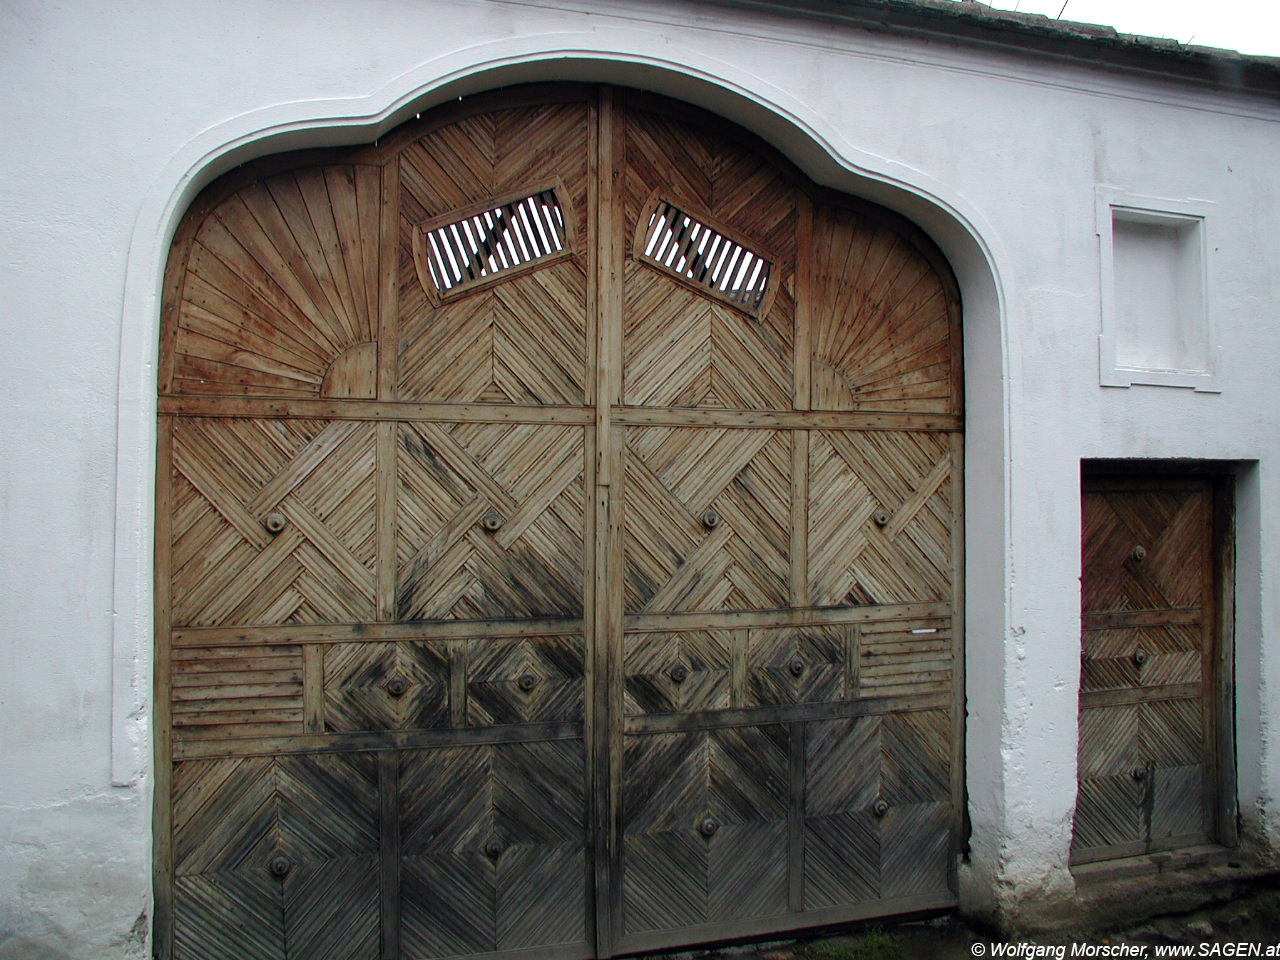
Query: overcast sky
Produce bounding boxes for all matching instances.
[981,0,1280,57]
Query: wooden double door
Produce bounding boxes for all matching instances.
[155,85,964,959]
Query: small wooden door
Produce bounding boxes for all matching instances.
[1072,474,1228,864]
[155,84,964,959]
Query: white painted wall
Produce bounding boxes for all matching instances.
[0,1,1275,955]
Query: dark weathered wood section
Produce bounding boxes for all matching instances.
[1072,473,1232,865]
[154,84,965,959]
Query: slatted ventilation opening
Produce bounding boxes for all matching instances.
[641,201,772,312]
[422,188,566,294]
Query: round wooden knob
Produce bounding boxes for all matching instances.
[872,799,889,818]
[873,508,890,527]
[788,657,805,677]
[517,673,538,692]
[1131,544,1147,562]
[269,856,291,878]
[263,512,287,534]
[701,508,720,530]
[669,663,688,683]
[699,817,719,838]
[385,676,408,698]
[482,511,505,532]
[1133,648,1147,666]
[484,837,504,859]
[1132,767,1147,782]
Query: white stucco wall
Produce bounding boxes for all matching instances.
[0,1,1275,955]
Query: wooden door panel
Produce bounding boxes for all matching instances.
[171,754,381,960]
[396,422,585,620]
[809,431,953,607]
[171,417,378,626]
[621,726,790,937]
[397,100,591,405]
[622,426,790,614]
[621,101,797,410]
[322,641,451,733]
[398,740,588,957]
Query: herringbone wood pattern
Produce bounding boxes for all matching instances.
[398,102,590,404]
[159,86,965,959]
[1072,478,1216,863]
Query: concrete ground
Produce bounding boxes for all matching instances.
[650,880,1280,960]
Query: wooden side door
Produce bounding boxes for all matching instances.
[1073,474,1226,863]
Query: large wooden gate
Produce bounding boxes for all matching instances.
[155,85,964,959]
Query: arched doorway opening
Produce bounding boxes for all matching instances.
[153,83,964,959]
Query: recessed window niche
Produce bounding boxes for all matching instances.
[1097,190,1218,391]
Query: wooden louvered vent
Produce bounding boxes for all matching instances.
[639,199,773,313]
[413,185,568,298]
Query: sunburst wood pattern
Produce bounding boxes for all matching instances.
[1072,478,1217,864]
[158,85,966,960]
[166,165,382,399]
[811,204,956,414]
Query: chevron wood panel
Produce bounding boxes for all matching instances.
[746,626,849,707]
[171,753,381,960]
[621,725,790,934]
[810,204,957,414]
[399,740,587,956]
[396,421,585,620]
[398,100,590,404]
[171,418,377,626]
[1073,476,1217,864]
[466,635,585,726]
[621,101,796,409]
[624,629,734,716]
[809,430,952,607]
[623,426,790,613]
[167,164,382,399]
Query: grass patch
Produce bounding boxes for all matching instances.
[806,929,901,960]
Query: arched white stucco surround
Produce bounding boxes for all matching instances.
[111,35,1016,919]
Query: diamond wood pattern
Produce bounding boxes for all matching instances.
[171,753,381,960]
[158,85,965,960]
[623,426,790,613]
[808,430,952,607]
[399,740,588,957]
[396,421,585,620]
[1072,477,1218,864]
[171,418,377,626]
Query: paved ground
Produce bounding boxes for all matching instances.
[647,884,1280,960]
